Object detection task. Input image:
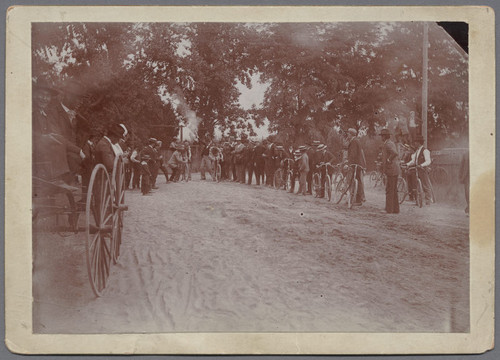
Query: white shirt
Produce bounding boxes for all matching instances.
[407,145,431,167]
[104,136,122,157]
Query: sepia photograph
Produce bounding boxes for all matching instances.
[5,5,495,355]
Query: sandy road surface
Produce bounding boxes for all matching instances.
[33,174,469,333]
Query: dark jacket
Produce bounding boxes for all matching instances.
[381,139,400,176]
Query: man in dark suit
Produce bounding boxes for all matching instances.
[306,141,320,194]
[380,128,400,214]
[253,140,266,185]
[94,123,126,173]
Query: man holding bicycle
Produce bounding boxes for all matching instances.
[406,135,432,205]
[346,128,365,205]
[316,144,335,198]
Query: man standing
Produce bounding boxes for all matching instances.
[380,129,400,213]
[234,138,246,183]
[94,123,126,173]
[406,135,433,205]
[316,144,335,198]
[183,140,192,181]
[306,140,320,194]
[253,140,266,185]
[246,140,256,185]
[346,128,365,205]
[199,137,212,180]
[297,146,309,195]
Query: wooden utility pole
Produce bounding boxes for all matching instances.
[422,22,429,148]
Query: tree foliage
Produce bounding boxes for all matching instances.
[32,21,468,149]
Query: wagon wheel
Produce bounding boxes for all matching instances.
[111,155,126,264]
[86,164,114,297]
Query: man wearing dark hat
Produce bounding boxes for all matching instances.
[406,135,433,205]
[380,128,400,213]
[94,123,125,173]
[346,128,365,205]
[263,139,275,186]
[253,140,266,185]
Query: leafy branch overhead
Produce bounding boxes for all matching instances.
[32,22,468,148]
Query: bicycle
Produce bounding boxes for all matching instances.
[274,158,294,190]
[429,165,450,186]
[312,162,335,201]
[212,156,222,182]
[369,161,386,188]
[334,163,364,209]
[406,165,436,207]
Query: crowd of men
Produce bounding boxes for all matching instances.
[33,77,466,215]
[195,127,445,215]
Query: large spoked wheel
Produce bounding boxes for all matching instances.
[273,169,283,189]
[334,174,346,204]
[348,179,358,209]
[416,178,424,208]
[325,174,332,201]
[312,173,321,198]
[86,165,114,297]
[112,156,126,264]
[397,176,407,204]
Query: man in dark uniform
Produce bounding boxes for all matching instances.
[316,144,336,198]
[253,140,266,185]
[234,138,246,183]
[380,128,400,213]
[94,123,126,173]
[264,140,276,186]
[246,140,256,185]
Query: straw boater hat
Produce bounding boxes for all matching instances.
[311,140,321,146]
[119,124,128,137]
[348,128,358,136]
[275,145,284,151]
[317,144,327,151]
[176,144,185,151]
[149,137,157,143]
[298,145,307,152]
[294,150,301,158]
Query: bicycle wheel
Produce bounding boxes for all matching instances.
[273,169,283,189]
[430,166,450,186]
[416,178,424,208]
[334,174,346,204]
[397,177,407,204]
[325,174,332,201]
[369,171,378,185]
[312,173,321,197]
[348,179,358,209]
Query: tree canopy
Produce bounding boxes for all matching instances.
[32,21,468,149]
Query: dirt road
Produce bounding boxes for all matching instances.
[33,174,469,333]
